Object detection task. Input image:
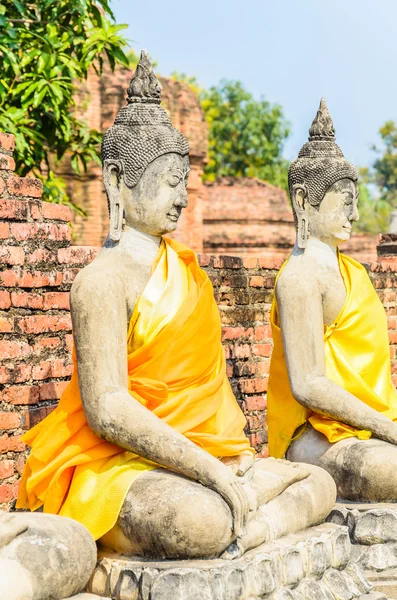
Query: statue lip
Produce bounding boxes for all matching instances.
[167,210,181,221]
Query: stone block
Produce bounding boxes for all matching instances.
[354,510,397,545]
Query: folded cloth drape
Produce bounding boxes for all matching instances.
[267,252,397,459]
[17,237,253,540]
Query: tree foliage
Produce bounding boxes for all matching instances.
[0,0,130,210]
[354,170,391,234]
[372,121,397,208]
[171,74,290,189]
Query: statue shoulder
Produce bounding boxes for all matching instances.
[71,255,126,308]
[276,255,321,304]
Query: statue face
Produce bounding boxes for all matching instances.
[306,178,359,246]
[100,153,189,238]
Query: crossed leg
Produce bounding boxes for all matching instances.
[99,458,336,559]
[288,423,397,501]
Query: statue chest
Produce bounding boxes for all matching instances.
[320,269,347,327]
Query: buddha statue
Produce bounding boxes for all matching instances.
[16,52,335,567]
[268,98,397,502]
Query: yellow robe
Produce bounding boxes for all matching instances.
[17,238,253,540]
[268,252,397,459]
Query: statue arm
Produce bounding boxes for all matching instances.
[276,271,397,444]
[70,270,249,535]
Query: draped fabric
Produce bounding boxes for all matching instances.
[267,252,397,459]
[17,237,253,540]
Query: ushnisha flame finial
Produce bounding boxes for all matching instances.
[127,49,162,104]
[308,98,335,141]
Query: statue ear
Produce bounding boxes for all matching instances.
[103,159,124,242]
[291,184,309,249]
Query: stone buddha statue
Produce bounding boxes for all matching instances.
[15,52,335,571]
[268,98,397,502]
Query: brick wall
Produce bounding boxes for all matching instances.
[1,132,397,510]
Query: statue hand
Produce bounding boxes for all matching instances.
[222,451,255,477]
[205,463,250,537]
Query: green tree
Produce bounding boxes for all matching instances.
[0,0,130,210]
[373,121,397,208]
[171,74,290,189]
[201,81,290,188]
[354,169,390,234]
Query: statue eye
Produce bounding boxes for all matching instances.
[167,175,181,187]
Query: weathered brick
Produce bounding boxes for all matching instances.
[0,364,32,384]
[24,405,56,429]
[0,481,19,503]
[0,245,25,265]
[42,202,72,221]
[32,359,73,380]
[11,291,43,309]
[10,222,71,242]
[0,290,11,309]
[16,314,71,334]
[1,269,62,288]
[0,133,15,153]
[222,327,253,341]
[0,340,31,361]
[25,248,57,264]
[254,325,272,341]
[244,395,267,411]
[0,316,14,332]
[43,292,70,310]
[240,378,268,393]
[33,337,62,354]
[7,176,42,198]
[2,385,39,405]
[58,246,99,265]
[0,154,15,170]
[0,412,21,430]
[213,255,243,269]
[252,343,273,357]
[39,380,69,401]
[0,222,10,238]
[29,201,41,220]
[0,460,14,480]
[65,333,73,353]
[249,276,264,288]
[0,198,28,220]
[0,434,25,453]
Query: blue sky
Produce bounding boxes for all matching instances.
[112,0,397,169]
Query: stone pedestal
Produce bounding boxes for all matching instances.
[86,523,385,599]
[327,502,397,598]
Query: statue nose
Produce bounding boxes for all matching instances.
[175,192,188,208]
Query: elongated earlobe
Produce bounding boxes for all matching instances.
[103,159,124,242]
[292,184,309,249]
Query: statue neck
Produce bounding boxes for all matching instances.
[293,237,339,268]
[105,225,161,265]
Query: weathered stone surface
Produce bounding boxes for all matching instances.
[354,510,397,545]
[87,524,376,600]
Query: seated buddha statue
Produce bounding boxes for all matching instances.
[268,98,397,502]
[16,52,335,563]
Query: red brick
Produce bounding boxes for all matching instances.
[233,344,251,359]
[0,291,11,309]
[33,337,62,354]
[17,314,71,334]
[0,459,14,479]
[0,412,21,430]
[244,395,267,411]
[29,201,41,220]
[258,256,284,269]
[0,363,31,384]
[213,256,243,269]
[250,276,264,288]
[43,292,70,310]
[42,202,72,221]
[0,316,14,332]
[24,405,56,429]
[65,334,74,353]
[58,246,98,265]
[0,245,25,265]
[389,331,397,344]
[0,179,4,195]
[0,482,20,503]
[32,359,73,380]
[0,154,15,170]
[0,222,9,239]
[62,268,80,284]
[7,176,42,198]
[11,291,43,309]
[15,454,25,474]
[240,378,268,393]
[1,269,62,288]
[0,198,28,220]
[25,248,56,264]
[10,222,71,242]
[388,316,397,330]
[256,361,270,376]
[252,343,273,357]
[0,340,31,361]
[2,385,39,405]
[254,325,272,341]
[0,434,25,453]
[222,327,254,341]
[0,133,15,153]
[197,254,211,267]
[242,257,259,269]
[39,380,69,400]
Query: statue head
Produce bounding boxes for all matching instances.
[289,98,359,248]
[102,50,190,240]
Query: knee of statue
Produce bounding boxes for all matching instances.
[0,512,97,600]
[267,98,397,503]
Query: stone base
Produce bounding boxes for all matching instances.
[327,503,397,573]
[86,523,384,599]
